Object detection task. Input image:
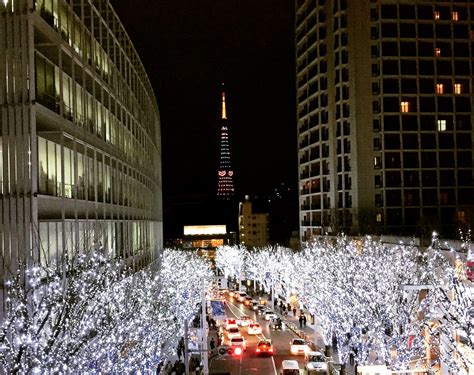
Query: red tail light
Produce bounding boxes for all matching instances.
[256,348,261,352]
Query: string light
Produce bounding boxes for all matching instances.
[217,234,473,373]
[0,249,212,372]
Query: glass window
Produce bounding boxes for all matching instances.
[400,101,409,113]
[454,83,461,94]
[438,120,447,131]
[436,83,444,94]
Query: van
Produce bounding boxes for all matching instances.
[281,359,300,375]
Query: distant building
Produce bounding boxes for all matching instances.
[238,196,269,248]
[0,0,163,277]
[296,0,473,241]
[182,225,237,263]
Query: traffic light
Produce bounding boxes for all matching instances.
[217,345,243,357]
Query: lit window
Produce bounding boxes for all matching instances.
[374,156,381,168]
[436,84,444,94]
[435,48,441,57]
[400,101,409,113]
[376,213,382,223]
[452,12,459,21]
[434,11,440,20]
[438,119,446,131]
[454,83,461,94]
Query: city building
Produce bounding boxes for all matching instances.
[182,225,237,264]
[0,0,163,277]
[238,196,269,247]
[296,0,473,241]
[216,84,235,200]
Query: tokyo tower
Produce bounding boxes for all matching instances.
[216,84,235,200]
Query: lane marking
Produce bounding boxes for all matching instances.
[271,356,278,375]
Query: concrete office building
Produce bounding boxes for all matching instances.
[0,0,163,276]
[296,0,473,240]
[239,196,269,248]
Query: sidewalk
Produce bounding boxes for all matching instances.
[275,305,355,375]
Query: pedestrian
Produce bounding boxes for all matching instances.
[299,315,303,328]
[293,307,297,317]
[287,303,291,312]
[303,315,307,327]
[177,346,182,360]
[210,337,216,350]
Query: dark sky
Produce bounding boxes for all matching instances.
[112,1,297,238]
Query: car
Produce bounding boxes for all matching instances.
[256,339,273,356]
[258,297,267,305]
[228,289,236,297]
[237,315,253,327]
[251,301,259,310]
[305,351,328,374]
[229,336,247,351]
[237,292,247,302]
[289,338,310,355]
[281,360,300,375]
[244,296,253,307]
[257,304,266,315]
[225,326,242,340]
[223,318,238,330]
[264,310,278,321]
[247,322,262,335]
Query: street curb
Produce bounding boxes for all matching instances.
[275,312,321,352]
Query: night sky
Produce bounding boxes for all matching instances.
[112,1,297,239]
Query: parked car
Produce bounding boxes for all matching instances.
[264,310,277,321]
[304,351,329,374]
[289,338,310,355]
[237,315,253,327]
[251,301,259,311]
[229,336,247,351]
[256,339,273,356]
[247,322,262,335]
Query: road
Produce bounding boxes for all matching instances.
[210,295,308,375]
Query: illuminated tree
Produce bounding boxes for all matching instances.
[419,232,473,374]
[0,249,212,373]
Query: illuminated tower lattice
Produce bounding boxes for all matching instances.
[216,85,235,200]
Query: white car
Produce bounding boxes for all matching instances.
[289,338,310,355]
[229,336,247,351]
[223,318,238,330]
[237,315,253,327]
[264,310,277,321]
[225,326,242,340]
[247,322,262,335]
[305,351,328,374]
[237,292,247,302]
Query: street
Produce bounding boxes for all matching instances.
[209,295,310,375]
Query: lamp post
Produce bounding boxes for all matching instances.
[201,278,209,375]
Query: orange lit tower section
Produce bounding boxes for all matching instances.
[216,84,235,200]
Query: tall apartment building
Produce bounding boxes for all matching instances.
[296,0,473,240]
[239,196,269,247]
[0,0,163,276]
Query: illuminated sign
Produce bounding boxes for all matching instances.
[184,225,227,235]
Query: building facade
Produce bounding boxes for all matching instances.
[296,0,473,240]
[239,196,269,248]
[0,0,163,276]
